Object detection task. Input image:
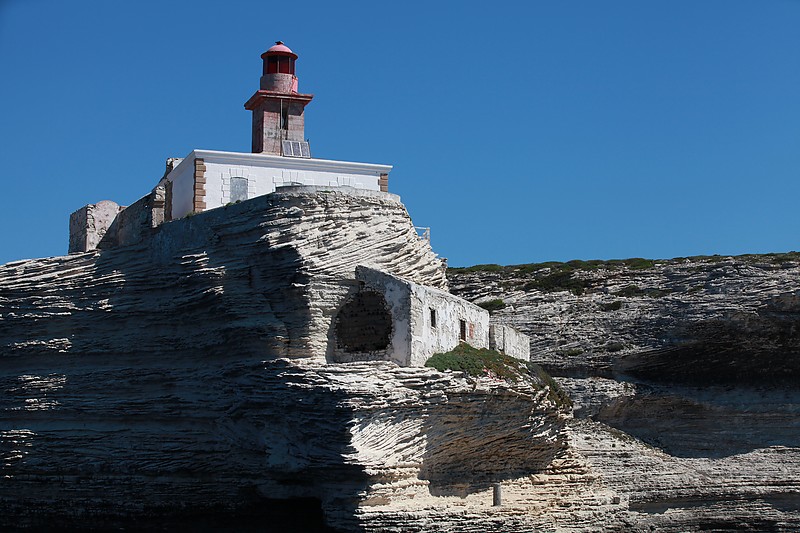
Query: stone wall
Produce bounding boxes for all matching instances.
[351,266,489,367]
[68,200,124,253]
[252,99,308,155]
[489,324,531,361]
[97,188,163,250]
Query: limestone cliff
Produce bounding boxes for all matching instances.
[450,256,800,531]
[4,190,800,530]
[1,189,571,531]
[2,188,446,362]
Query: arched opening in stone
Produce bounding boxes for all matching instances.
[334,291,393,354]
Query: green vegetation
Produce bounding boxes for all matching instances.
[612,285,672,298]
[605,341,625,352]
[448,263,505,273]
[449,252,800,300]
[600,300,623,311]
[527,361,573,409]
[556,347,584,357]
[523,270,591,295]
[614,284,644,297]
[425,343,528,380]
[424,343,572,409]
[449,252,800,278]
[477,299,506,313]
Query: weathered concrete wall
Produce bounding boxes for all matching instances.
[353,266,488,367]
[408,280,489,367]
[489,324,531,361]
[68,200,124,253]
[339,267,412,365]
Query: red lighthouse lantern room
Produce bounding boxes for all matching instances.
[260,41,299,93]
[246,41,314,155]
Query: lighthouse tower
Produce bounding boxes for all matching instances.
[244,41,314,156]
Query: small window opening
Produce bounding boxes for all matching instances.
[280,107,289,130]
[430,308,437,328]
[468,322,475,339]
[266,56,295,75]
[459,320,466,341]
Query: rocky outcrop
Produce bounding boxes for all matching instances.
[0,357,570,531]
[1,188,447,363]
[449,256,800,530]
[5,193,800,531]
[1,189,577,531]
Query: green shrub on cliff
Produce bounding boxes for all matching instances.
[524,270,591,295]
[448,263,505,273]
[425,343,524,380]
[424,344,572,408]
[477,299,506,313]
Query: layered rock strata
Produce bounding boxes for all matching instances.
[1,188,447,363]
[0,357,570,531]
[5,192,800,530]
[449,257,800,530]
[1,189,575,531]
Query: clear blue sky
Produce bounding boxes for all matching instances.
[1,0,798,267]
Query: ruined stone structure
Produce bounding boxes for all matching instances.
[68,200,124,253]
[334,266,492,366]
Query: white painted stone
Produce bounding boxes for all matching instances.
[489,324,531,361]
[165,149,392,219]
[353,266,489,367]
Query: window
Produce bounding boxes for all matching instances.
[429,308,437,328]
[230,177,248,203]
[280,107,289,130]
[459,320,466,341]
[469,322,475,339]
[266,56,295,75]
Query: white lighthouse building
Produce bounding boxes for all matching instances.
[161,41,391,220]
[69,42,392,251]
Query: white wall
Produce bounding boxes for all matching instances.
[355,266,489,367]
[165,149,391,218]
[167,158,195,219]
[489,324,531,361]
[408,284,489,367]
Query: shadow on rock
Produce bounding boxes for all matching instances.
[596,386,800,458]
[418,389,566,497]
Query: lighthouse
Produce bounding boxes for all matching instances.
[244,41,314,157]
[69,40,393,246]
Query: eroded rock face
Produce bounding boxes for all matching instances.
[1,190,575,531]
[449,257,800,382]
[7,198,800,530]
[1,189,447,363]
[449,257,800,530]
[0,357,569,531]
